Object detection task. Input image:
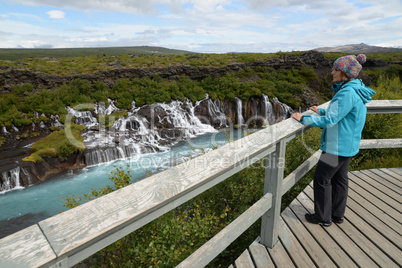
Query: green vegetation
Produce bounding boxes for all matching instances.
[365,64,402,79]
[22,123,86,162]
[0,50,302,75]
[0,46,192,61]
[0,63,318,129]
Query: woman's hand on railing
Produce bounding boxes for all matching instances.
[310,106,319,113]
[291,112,302,121]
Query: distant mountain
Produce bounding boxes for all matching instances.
[313,43,402,53]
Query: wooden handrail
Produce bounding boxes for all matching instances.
[0,100,401,268]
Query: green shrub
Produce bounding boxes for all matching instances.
[23,123,86,162]
[12,83,33,95]
[0,105,31,126]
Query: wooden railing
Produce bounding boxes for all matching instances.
[0,100,401,268]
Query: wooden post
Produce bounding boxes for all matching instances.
[260,139,286,248]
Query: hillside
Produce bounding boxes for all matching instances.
[0,46,193,61]
[314,43,402,53]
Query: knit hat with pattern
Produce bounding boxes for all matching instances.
[334,54,366,78]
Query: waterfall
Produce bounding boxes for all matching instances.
[50,115,63,127]
[159,100,217,137]
[82,99,217,166]
[206,99,227,127]
[1,167,22,192]
[1,125,8,135]
[273,97,295,122]
[94,99,119,115]
[66,107,98,128]
[261,94,274,125]
[235,97,245,126]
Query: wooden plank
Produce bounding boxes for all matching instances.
[343,189,402,249]
[349,173,401,213]
[344,203,402,264]
[266,240,295,268]
[377,168,402,182]
[304,186,399,268]
[372,169,402,188]
[348,176,402,223]
[347,184,402,235]
[281,150,320,196]
[361,169,402,191]
[365,100,402,114]
[248,239,274,268]
[300,188,388,267]
[235,249,255,268]
[388,168,402,178]
[353,171,402,202]
[261,140,285,248]
[281,206,336,267]
[177,193,272,268]
[304,184,402,265]
[277,217,316,267]
[295,193,359,268]
[359,139,402,149]
[0,225,57,268]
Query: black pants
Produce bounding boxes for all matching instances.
[313,152,351,222]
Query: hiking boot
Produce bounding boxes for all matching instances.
[305,213,332,227]
[332,216,344,224]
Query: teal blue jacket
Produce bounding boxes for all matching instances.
[300,79,376,157]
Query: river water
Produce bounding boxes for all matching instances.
[0,129,244,238]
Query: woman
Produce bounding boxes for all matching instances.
[291,54,376,226]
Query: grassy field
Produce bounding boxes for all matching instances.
[0,46,193,61]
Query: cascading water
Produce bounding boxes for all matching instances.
[235,97,245,126]
[1,167,22,192]
[206,99,227,127]
[78,98,218,167]
[50,115,63,127]
[1,125,8,135]
[66,107,98,128]
[273,97,295,122]
[93,99,121,116]
[261,94,275,125]
[159,100,217,137]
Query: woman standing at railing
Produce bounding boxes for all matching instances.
[291,54,376,226]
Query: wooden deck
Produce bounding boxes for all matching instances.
[230,168,402,268]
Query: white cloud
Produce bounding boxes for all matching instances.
[47,10,65,19]
[2,0,401,52]
[12,0,157,15]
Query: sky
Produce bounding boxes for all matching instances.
[0,0,401,53]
